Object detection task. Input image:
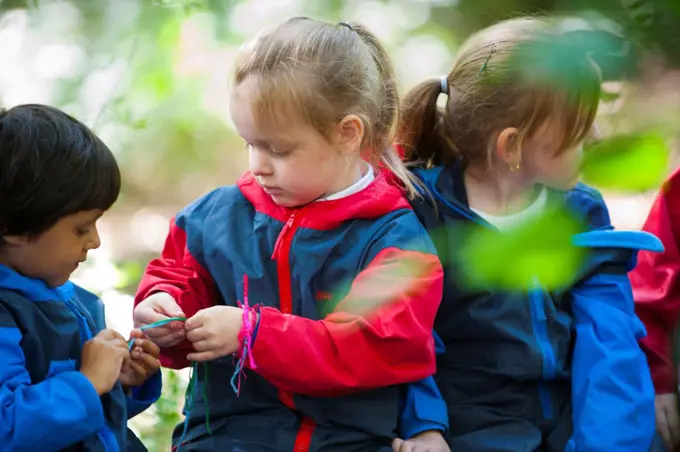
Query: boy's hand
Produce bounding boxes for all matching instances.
[656,393,680,451]
[119,330,161,388]
[80,329,130,396]
[133,292,186,347]
[185,306,244,362]
[392,431,450,452]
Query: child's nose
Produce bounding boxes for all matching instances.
[249,147,273,176]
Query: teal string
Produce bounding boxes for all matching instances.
[128,316,212,450]
[176,362,211,451]
[128,316,187,350]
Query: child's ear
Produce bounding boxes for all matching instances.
[335,114,364,155]
[2,234,29,246]
[496,127,521,169]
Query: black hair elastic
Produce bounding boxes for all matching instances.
[338,22,353,31]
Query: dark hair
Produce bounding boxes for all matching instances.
[0,104,120,239]
[398,17,601,168]
[233,17,420,197]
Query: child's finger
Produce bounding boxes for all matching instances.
[659,413,673,451]
[142,325,177,339]
[120,357,132,374]
[111,336,131,351]
[666,404,680,448]
[184,312,206,330]
[144,330,184,348]
[186,327,210,343]
[135,338,161,359]
[129,328,146,340]
[131,350,161,372]
[133,305,173,329]
[128,359,147,378]
[190,339,214,352]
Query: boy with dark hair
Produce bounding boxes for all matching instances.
[0,104,161,451]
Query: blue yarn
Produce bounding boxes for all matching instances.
[230,347,246,394]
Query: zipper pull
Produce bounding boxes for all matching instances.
[272,213,296,260]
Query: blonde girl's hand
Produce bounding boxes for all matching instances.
[185,306,244,362]
[392,431,451,452]
[132,292,187,347]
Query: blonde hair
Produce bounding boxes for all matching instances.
[399,17,602,168]
[234,17,420,197]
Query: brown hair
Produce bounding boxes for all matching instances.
[233,17,420,197]
[398,16,602,169]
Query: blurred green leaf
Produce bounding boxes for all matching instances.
[137,369,186,451]
[131,118,148,130]
[114,260,146,291]
[454,207,587,291]
[581,132,669,192]
[600,89,620,102]
[507,21,632,89]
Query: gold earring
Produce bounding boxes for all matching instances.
[509,162,521,172]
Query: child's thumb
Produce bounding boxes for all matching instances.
[160,299,185,319]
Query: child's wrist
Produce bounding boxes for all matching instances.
[237,307,259,351]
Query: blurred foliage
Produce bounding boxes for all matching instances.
[1,0,679,450]
[135,370,186,451]
[581,132,670,191]
[509,25,632,89]
[451,207,587,291]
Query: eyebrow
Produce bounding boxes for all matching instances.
[246,136,297,148]
[80,211,103,225]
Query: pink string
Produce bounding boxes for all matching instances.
[238,274,257,369]
[231,274,259,395]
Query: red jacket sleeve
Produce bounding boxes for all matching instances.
[632,171,680,394]
[134,217,216,369]
[247,247,443,397]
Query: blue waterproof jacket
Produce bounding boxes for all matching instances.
[408,163,659,451]
[0,265,161,451]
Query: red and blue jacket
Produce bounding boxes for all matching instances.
[0,264,161,451]
[135,171,446,451]
[632,167,680,394]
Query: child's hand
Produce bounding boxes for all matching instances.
[119,330,161,388]
[185,306,244,362]
[392,431,450,452]
[80,329,130,396]
[133,292,186,347]
[656,393,680,451]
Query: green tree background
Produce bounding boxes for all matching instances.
[1,0,679,450]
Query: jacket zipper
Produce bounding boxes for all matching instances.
[528,282,557,420]
[272,211,299,315]
[271,210,315,451]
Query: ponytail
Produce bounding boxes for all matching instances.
[350,23,424,198]
[351,24,399,150]
[398,77,459,167]
[399,17,601,170]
